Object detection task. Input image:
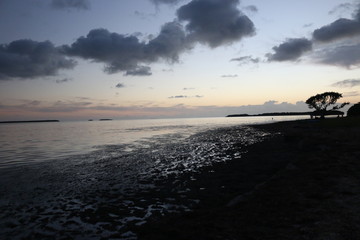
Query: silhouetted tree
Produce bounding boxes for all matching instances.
[306,92,349,119]
[347,102,360,117]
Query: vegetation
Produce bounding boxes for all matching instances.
[347,102,360,117]
[305,92,349,119]
[226,112,311,117]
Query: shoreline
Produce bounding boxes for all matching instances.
[138,118,360,239]
[1,117,359,239]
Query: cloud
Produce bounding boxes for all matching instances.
[344,91,360,97]
[63,22,189,75]
[0,39,76,80]
[183,87,195,90]
[0,99,311,120]
[221,74,238,78]
[231,55,260,65]
[177,0,255,48]
[303,23,313,28]
[329,3,355,15]
[124,66,152,76]
[145,21,189,63]
[331,79,360,88]
[51,0,90,10]
[168,95,187,99]
[313,18,360,42]
[63,28,146,73]
[244,5,258,13]
[115,83,125,88]
[315,43,360,68]
[56,78,72,84]
[313,4,360,42]
[267,38,312,62]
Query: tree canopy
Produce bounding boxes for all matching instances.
[305,92,349,118]
[347,102,360,117]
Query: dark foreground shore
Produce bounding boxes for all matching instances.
[138,117,360,240]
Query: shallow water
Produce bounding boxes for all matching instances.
[0,116,307,239]
[0,116,307,168]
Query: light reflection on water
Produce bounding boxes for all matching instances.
[0,116,309,239]
[0,116,308,168]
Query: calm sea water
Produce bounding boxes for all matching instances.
[0,116,308,239]
[0,116,307,168]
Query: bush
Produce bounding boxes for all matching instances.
[347,102,360,117]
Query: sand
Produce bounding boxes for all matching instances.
[138,117,360,240]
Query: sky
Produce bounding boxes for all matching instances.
[1,0,360,121]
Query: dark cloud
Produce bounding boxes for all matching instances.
[313,4,360,42]
[145,21,189,63]
[315,43,360,68]
[115,83,125,88]
[221,74,238,78]
[63,28,145,74]
[331,79,360,88]
[313,18,360,42]
[267,38,312,62]
[177,0,255,48]
[63,22,189,75]
[51,0,90,10]
[231,55,260,64]
[124,66,152,76]
[0,39,76,80]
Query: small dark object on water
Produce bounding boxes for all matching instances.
[0,120,59,124]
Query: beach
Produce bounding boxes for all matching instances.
[1,117,359,239]
[138,117,360,240]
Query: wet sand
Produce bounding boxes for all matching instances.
[138,117,360,240]
[1,117,359,239]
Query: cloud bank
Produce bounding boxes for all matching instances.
[0,99,310,121]
[63,21,189,75]
[266,4,360,69]
[1,0,256,79]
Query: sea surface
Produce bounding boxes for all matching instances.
[0,116,307,239]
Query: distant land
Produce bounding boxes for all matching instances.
[226,112,312,117]
[0,120,60,124]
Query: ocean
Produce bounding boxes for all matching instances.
[0,116,307,239]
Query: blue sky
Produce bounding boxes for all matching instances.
[1,0,360,120]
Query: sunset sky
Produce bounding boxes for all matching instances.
[1,0,360,120]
